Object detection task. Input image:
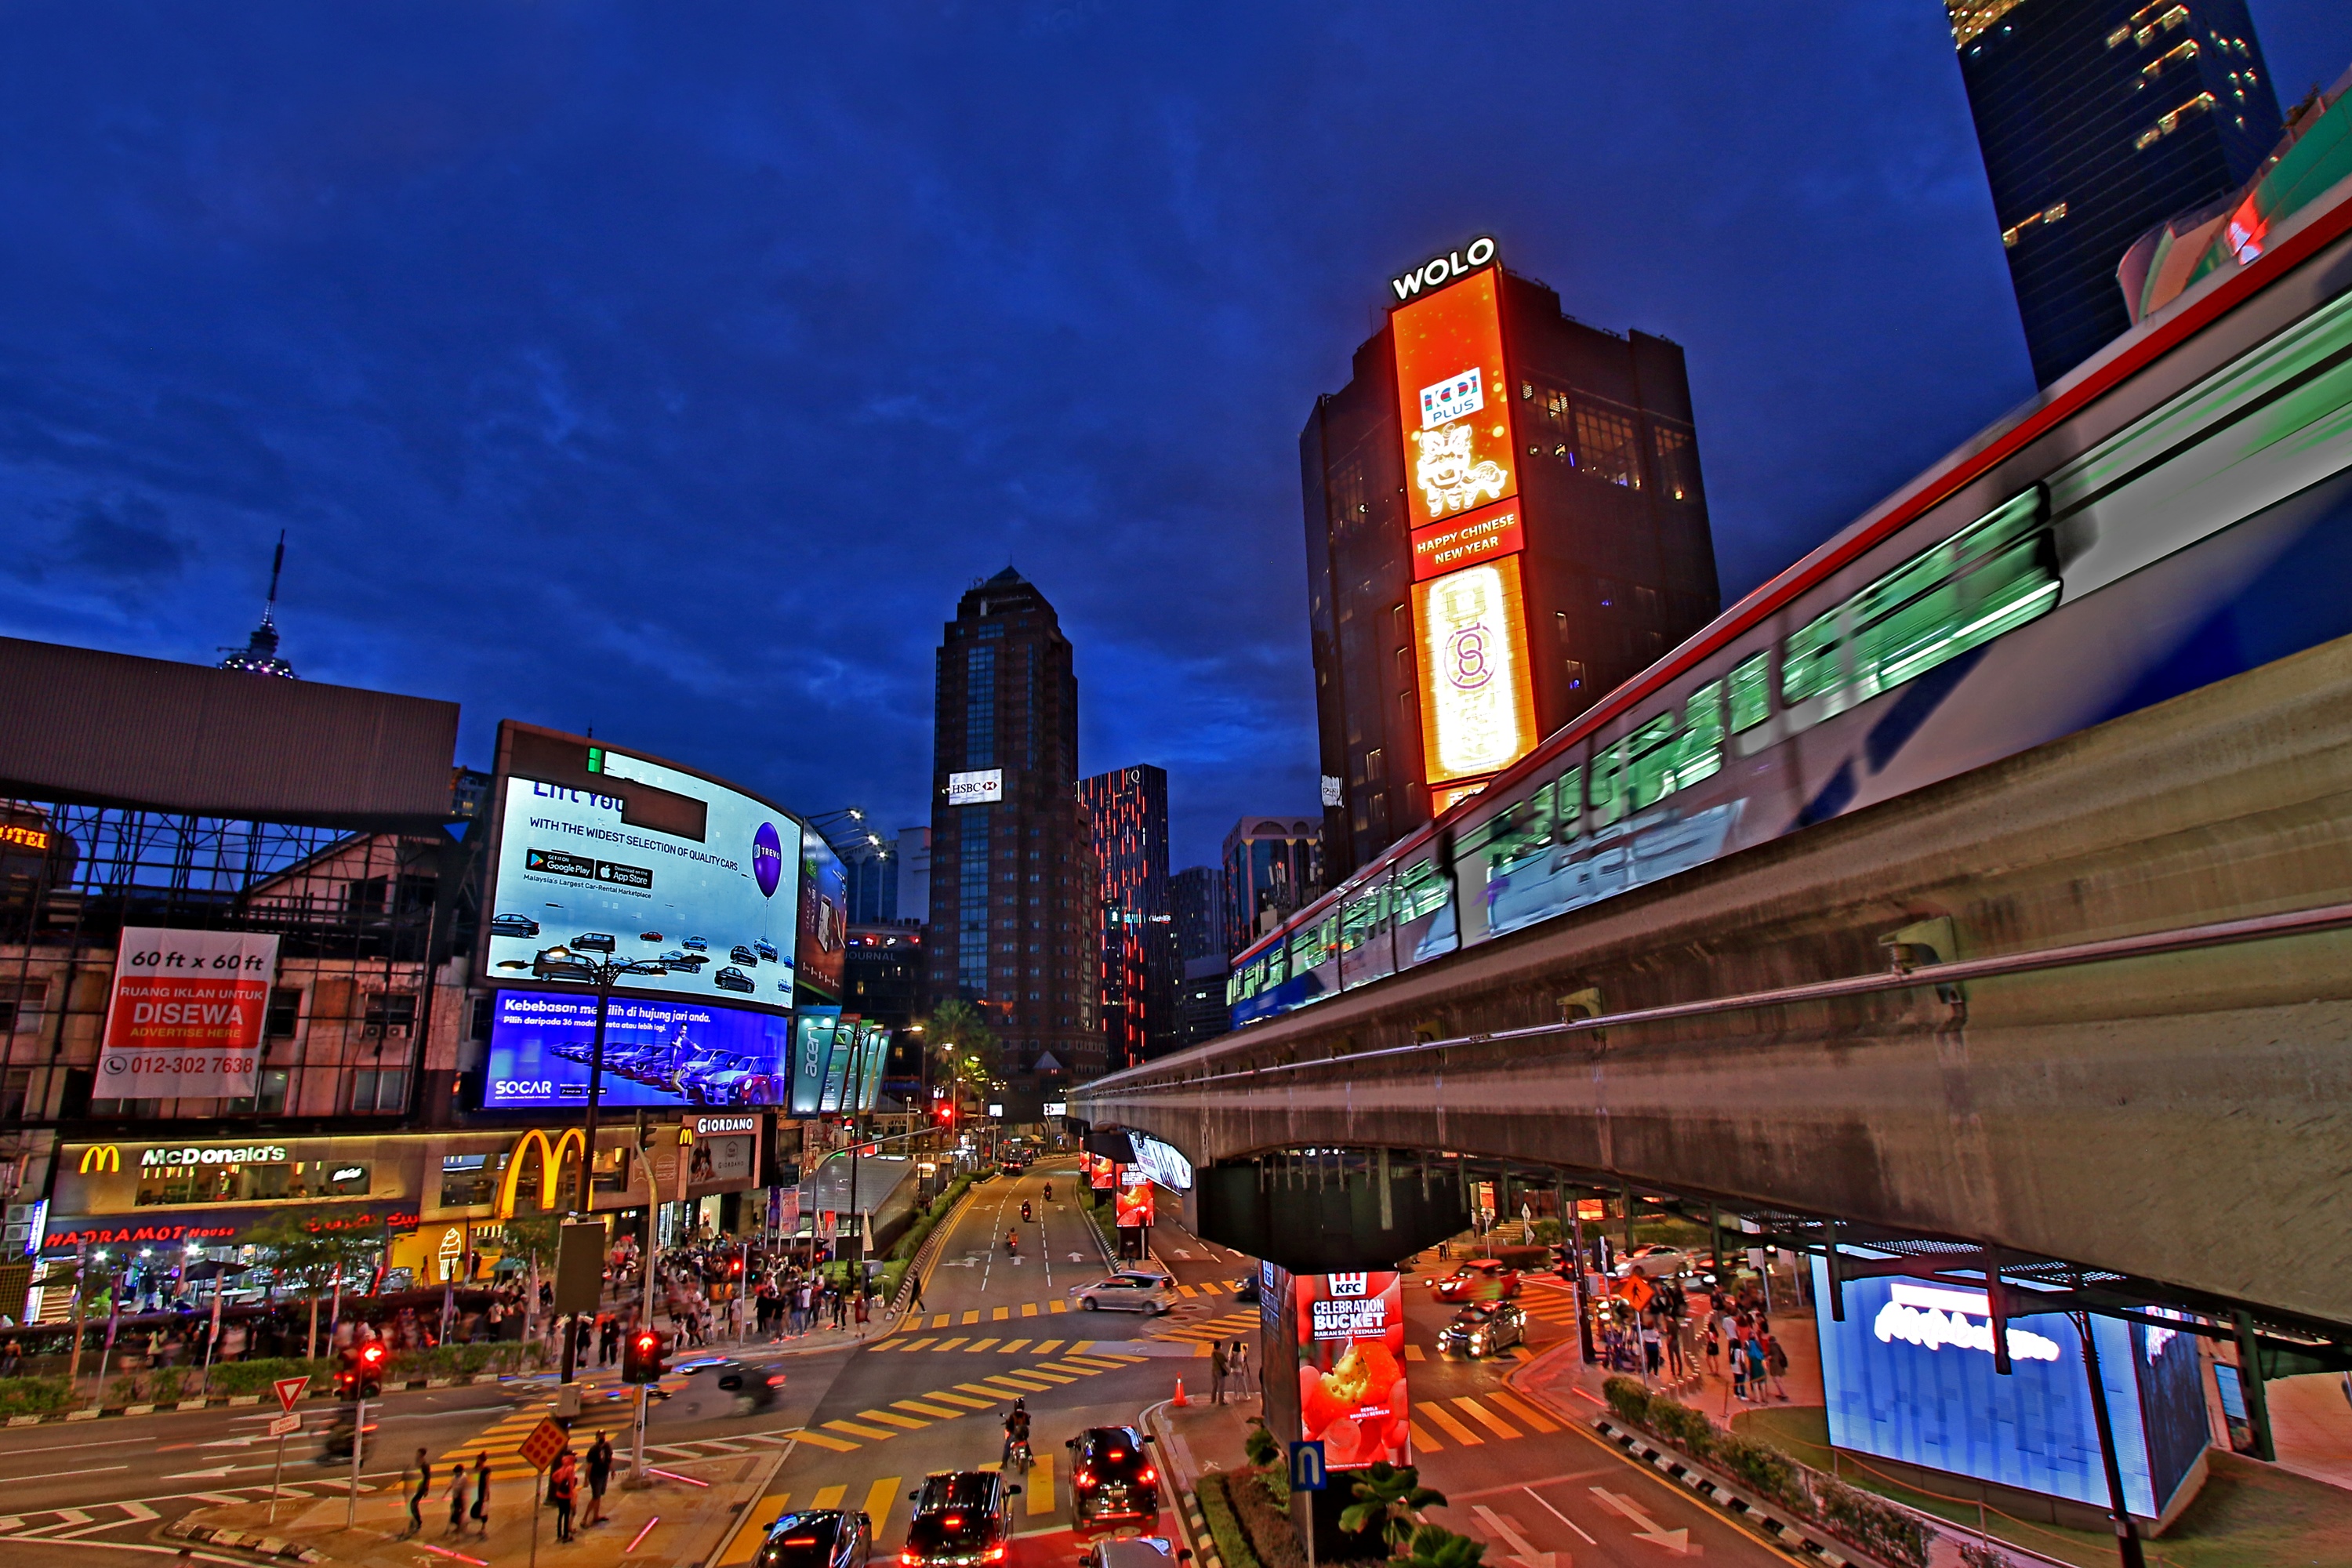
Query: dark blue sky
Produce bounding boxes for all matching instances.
[1,5,2342,869]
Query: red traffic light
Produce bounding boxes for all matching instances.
[632,1330,658,1353]
[357,1341,387,1369]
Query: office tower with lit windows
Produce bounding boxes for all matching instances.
[1170,865,1225,963]
[1077,764,1176,1069]
[1222,816,1323,954]
[1302,240,1720,880]
[924,568,1102,1087]
[1949,0,2282,387]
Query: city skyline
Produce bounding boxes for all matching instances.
[0,5,2342,875]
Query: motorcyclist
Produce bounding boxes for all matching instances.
[1044,1181,1053,1202]
[1021,1200,1033,1223]
[1002,1398,1031,1468]
[1006,1228,1019,1255]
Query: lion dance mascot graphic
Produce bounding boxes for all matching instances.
[1411,423,1508,519]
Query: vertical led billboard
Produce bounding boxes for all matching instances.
[1391,266,1518,524]
[1813,1261,2209,1522]
[1293,1271,1410,1469]
[1412,554,1540,786]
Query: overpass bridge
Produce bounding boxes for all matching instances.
[1073,630,2352,1347]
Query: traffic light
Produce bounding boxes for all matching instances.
[337,1339,390,1399]
[622,1327,668,1385]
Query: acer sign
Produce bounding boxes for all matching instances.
[97,927,278,1100]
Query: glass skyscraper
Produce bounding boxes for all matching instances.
[1077,764,1176,1069]
[1951,0,2283,387]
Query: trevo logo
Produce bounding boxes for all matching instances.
[1329,1272,1370,1298]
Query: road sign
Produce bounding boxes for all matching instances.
[1288,1440,1328,1491]
[272,1375,309,1413]
[518,1417,568,1472]
[267,1412,302,1437]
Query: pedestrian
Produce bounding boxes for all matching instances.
[1746,1335,1766,1402]
[446,1459,467,1536]
[1232,1339,1251,1396]
[1642,1321,1662,1378]
[909,1272,926,1312]
[470,1453,491,1537]
[1704,1323,1721,1378]
[584,1432,613,1527]
[599,1315,619,1367]
[405,1450,430,1537]
[1730,1340,1748,1403]
[550,1450,577,1542]
[1763,1334,1788,1401]
[1210,1341,1229,1405]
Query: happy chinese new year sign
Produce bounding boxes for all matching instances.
[99,927,278,1100]
[1294,1270,1410,1469]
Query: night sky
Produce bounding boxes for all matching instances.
[1,5,2343,869]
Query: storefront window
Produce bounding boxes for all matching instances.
[440,1152,510,1209]
[133,1158,369,1207]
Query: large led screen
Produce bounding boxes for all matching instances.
[1294,1271,1410,1470]
[1390,266,1516,525]
[1813,1260,2208,1521]
[1413,555,1541,786]
[485,750,800,1016]
[483,991,790,1109]
[789,1007,842,1116]
[797,834,848,1002]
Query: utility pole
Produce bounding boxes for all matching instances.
[2075,1312,2147,1568]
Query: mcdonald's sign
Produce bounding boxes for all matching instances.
[496,1128,585,1218]
[78,1146,122,1175]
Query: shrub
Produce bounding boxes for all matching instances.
[1958,1541,2018,1568]
[0,1376,74,1417]
[1601,1374,1651,1427]
[147,1366,190,1406]
[1644,1396,1716,1458]
[1224,1465,1307,1568]
[1710,1431,1805,1512]
[1195,1475,1262,1568]
[107,1375,144,1407]
[205,1357,335,1397]
[1819,1478,1931,1568]
[1243,1420,1281,1468]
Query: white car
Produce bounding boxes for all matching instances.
[1069,1273,1175,1313]
[1613,1243,1690,1279]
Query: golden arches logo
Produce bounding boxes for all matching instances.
[497,1128,585,1218]
[78,1145,122,1174]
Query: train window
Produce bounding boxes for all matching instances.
[1396,860,1446,921]
[1472,785,1554,879]
[1293,918,1330,973]
[1340,887,1385,950]
[1783,487,2053,715]
[1728,652,1770,731]
[1265,942,1289,989]
[1556,764,1583,840]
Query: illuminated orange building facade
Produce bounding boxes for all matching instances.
[1302,238,1722,877]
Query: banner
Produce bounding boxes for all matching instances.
[1114,1169,1154,1228]
[1294,1271,1410,1469]
[1086,1152,1116,1191]
[98,927,278,1100]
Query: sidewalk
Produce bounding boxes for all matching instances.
[168,1443,783,1568]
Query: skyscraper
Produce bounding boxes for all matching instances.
[1222,816,1323,955]
[1170,866,1226,963]
[925,568,1102,1088]
[1303,238,1720,881]
[1950,0,2283,387]
[1077,764,1176,1069]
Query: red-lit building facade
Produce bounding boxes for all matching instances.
[1076,764,1175,1069]
[1302,238,1722,879]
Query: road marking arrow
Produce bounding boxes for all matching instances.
[1471,1504,1561,1568]
[1588,1489,1692,1555]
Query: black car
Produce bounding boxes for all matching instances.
[755,1510,870,1568]
[573,931,618,953]
[714,965,756,994]
[731,943,760,965]
[699,1358,783,1416]
[661,949,710,971]
[754,938,780,963]
[488,913,539,938]
[532,947,594,982]
[1236,1274,1261,1305]
[903,1471,1018,1567]
[1068,1425,1160,1531]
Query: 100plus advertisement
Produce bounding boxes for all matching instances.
[484,991,791,1109]
[485,759,800,1016]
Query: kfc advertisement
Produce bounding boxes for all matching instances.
[1294,1270,1410,1469]
[1114,1168,1155,1227]
[1087,1152,1117,1191]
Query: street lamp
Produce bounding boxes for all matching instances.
[559,953,671,1217]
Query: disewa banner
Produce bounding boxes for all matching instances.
[98,927,278,1100]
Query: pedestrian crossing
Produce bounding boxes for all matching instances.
[427,1373,691,1486]
[1151,1309,1257,1345]
[887,1279,1247,1334]
[788,1353,1146,1453]
[714,1455,1061,1566]
[1401,1386,1563,1454]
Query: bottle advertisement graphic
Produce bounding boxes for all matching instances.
[1414,557,1537,784]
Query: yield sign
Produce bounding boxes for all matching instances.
[273,1376,310,1414]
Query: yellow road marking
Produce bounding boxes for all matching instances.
[1451,1396,1520,1439]
[923,1390,996,1409]
[934,1338,968,1352]
[1049,1300,1068,1313]
[895,1338,937,1353]
[792,1430,861,1453]
[1408,1421,1443,1453]
[961,1311,981,1325]
[993,1306,1011,1321]
[1178,1284,1198,1298]
[894,1399,963,1419]
[1000,1338,1030,1353]
[1021,1302,1039,1317]
[968,1338,1000,1352]
[862,1476,902,1537]
[1057,1356,1122,1370]
[931,1314,951,1329]
[958,1382,1031,1402]
[813,1484,848,1508]
[1033,1339,1063,1354]
[1026,1454,1055,1515]
[1486,1389,1558,1432]
[1014,1368,1079,1384]
[858,1409,931,1430]
[1419,1403,1483,1446]
[1405,1345,1425,1362]
[822,1419,898,1441]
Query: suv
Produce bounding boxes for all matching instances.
[902,1472,1018,1568]
[1432,1259,1519,1302]
[1068,1425,1160,1531]
[1070,1273,1175,1314]
[755,1510,870,1568]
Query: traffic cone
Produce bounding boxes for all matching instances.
[1172,1377,1189,1407]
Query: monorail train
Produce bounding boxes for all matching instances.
[1230,112,2352,1031]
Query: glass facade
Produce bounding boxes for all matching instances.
[1952,0,2282,387]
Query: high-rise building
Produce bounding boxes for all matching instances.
[1222,816,1323,955]
[895,826,931,932]
[1302,238,1721,881]
[1177,954,1231,1051]
[840,832,898,924]
[924,568,1102,1088]
[1077,764,1177,1069]
[1949,0,2282,387]
[1170,865,1226,964]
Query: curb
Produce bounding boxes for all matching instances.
[890,1181,983,1317]
[1140,1397,1223,1568]
[697,1440,796,1568]
[0,1370,528,1426]
[1588,1417,1871,1568]
[165,1516,325,1563]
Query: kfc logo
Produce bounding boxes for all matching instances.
[1330,1272,1370,1298]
